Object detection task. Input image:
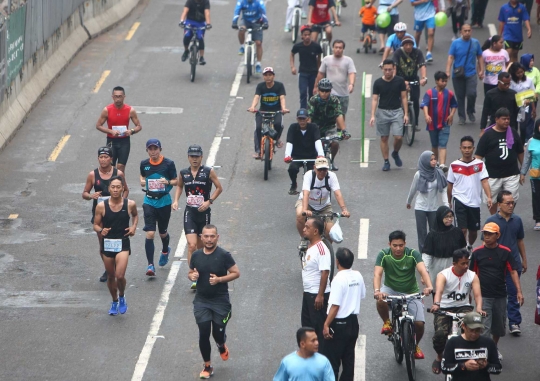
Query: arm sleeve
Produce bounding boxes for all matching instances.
[447,166,455,183]
[497,7,505,22]
[522,4,530,21]
[318,245,332,271]
[272,361,287,381]
[411,249,423,263]
[233,0,242,21]
[224,251,237,270]
[347,57,357,74]
[285,142,293,157]
[315,140,324,156]
[328,0,336,7]
[517,218,524,240]
[375,251,385,267]
[521,142,532,174]
[385,34,394,48]
[406,172,420,204]
[205,0,210,9]
[448,41,456,56]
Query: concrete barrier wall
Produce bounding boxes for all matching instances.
[0,0,139,150]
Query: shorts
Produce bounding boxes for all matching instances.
[452,198,481,231]
[194,295,232,325]
[184,206,211,235]
[428,125,450,148]
[361,23,376,33]
[381,285,425,322]
[376,108,404,137]
[432,305,472,353]
[504,40,523,50]
[106,137,130,166]
[335,96,350,115]
[483,175,520,204]
[142,203,172,234]
[482,297,507,337]
[311,22,332,33]
[414,17,436,31]
[239,20,263,41]
[103,238,131,258]
[376,14,399,35]
[295,200,333,223]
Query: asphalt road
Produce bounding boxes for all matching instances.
[0,0,539,380]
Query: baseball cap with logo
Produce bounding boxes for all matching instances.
[315,157,330,169]
[462,312,485,329]
[146,139,162,148]
[481,222,500,234]
[263,67,275,75]
[297,108,308,118]
[98,146,113,157]
[188,144,203,156]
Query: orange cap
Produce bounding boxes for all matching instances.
[482,222,500,233]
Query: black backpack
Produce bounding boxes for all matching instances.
[310,170,331,194]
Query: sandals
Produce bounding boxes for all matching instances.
[253,153,261,160]
[276,140,284,149]
[288,187,299,195]
[534,223,540,231]
[432,360,442,375]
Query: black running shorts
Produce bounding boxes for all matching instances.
[184,207,211,235]
[107,137,131,166]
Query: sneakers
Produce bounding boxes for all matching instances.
[191,281,198,290]
[498,350,503,362]
[255,63,262,74]
[146,264,156,276]
[99,271,107,282]
[238,46,245,55]
[109,301,119,316]
[288,185,299,195]
[159,247,170,267]
[284,25,291,32]
[199,365,214,379]
[218,344,229,361]
[509,324,521,335]
[181,50,189,62]
[341,0,348,6]
[119,296,128,314]
[391,151,403,167]
[468,113,476,123]
[381,320,393,335]
[458,119,465,125]
[414,125,421,132]
[414,345,425,359]
[426,51,433,62]
[382,160,390,171]
[439,163,448,173]
[330,161,338,171]
[199,56,206,66]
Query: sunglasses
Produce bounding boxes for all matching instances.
[319,89,331,93]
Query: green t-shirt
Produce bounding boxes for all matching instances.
[375,247,422,294]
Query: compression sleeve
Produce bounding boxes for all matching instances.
[315,140,324,156]
[285,142,293,157]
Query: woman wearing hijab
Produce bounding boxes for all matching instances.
[508,62,537,141]
[406,151,449,253]
[422,206,467,290]
[520,120,540,230]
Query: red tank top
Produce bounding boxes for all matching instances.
[311,0,331,24]
[106,103,132,139]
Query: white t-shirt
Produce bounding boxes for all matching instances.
[302,241,331,294]
[439,267,476,309]
[327,269,366,318]
[447,159,489,207]
[319,55,357,97]
[300,170,340,210]
[482,49,510,85]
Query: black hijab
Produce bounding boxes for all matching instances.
[423,206,467,258]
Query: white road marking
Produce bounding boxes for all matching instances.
[230,63,244,97]
[131,61,244,381]
[0,290,105,307]
[488,23,497,37]
[360,139,370,168]
[354,335,366,381]
[364,74,373,98]
[357,218,369,259]
[134,106,183,114]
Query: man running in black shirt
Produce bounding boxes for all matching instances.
[284,108,324,195]
[188,225,240,379]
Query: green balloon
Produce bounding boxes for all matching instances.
[376,12,391,28]
[434,12,448,27]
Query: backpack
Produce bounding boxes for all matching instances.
[310,170,331,194]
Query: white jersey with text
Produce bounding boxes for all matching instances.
[439,267,476,309]
[302,241,331,294]
[300,170,340,210]
[327,269,366,318]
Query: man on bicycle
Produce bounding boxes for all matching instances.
[430,248,485,375]
[284,108,324,195]
[248,67,289,159]
[297,157,349,241]
[374,230,433,359]
[392,36,428,132]
[179,0,211,66]
[380,22,417,64]
[307,78,349,171]
[307,0,341,44]
[232,0,268,74]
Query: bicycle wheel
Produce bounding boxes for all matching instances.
[190,44,197,82]
[322,237,335,281]
[402,319,417,381]
[321,41,329,58]
[264,137,270,180]
[404,105,416,146]
[392,315,404,364]
[246,46,252,84]
[292,10,300,43]
[268,139,273,170]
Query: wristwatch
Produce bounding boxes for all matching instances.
[209,199,214,204]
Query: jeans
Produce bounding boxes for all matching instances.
[506,269,522,326]
[299,72,317,109]
[452,75,478,121]
[415,210,437,254]
[471,0,489,25]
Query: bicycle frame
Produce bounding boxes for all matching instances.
[241,27,260,66]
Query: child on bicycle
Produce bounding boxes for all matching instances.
[359,0,377,41]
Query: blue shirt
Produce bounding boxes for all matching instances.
[273,352,334,381]
[412,0,435,21]
[448,38,482,78]
[140,158,177,208]
[378,1,399,15]
[386,33,417,50]
[498,2,530,43]
[484,213,525,271]
[233,0,267,24]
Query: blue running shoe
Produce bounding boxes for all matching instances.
[146,264,156,276]
[119,296,128,314]
[391,151,403,167]
[255,63,262,74]
[238,46,245,55]
[382,161,390,171]
[159,246,170,267]
[109,301,119,316]
[426,51,433,62]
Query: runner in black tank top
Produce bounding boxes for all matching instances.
[82,147,129,282]
[102,198,131,255]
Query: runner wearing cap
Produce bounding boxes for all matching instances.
[248,68,290,159]
[284,108,324,196]
[95,86,142,173]
[173,145,223,290]
[140,139,178,277]
[441,312,502,378]
[82,147,129,282]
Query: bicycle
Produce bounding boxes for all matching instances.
[291,159,316,177]
[179,24,208,83]
[403,80,418,146]
[316,22,335,58]
[291,0,303,43]
[335,0,342,17]
[237,25,265,84]
[357,29,377,54]
[252,110,283,180]
[381,293,427,381]
[321,131,350,171]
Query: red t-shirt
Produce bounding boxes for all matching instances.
[309,0,335,24]
[106,103,132,139]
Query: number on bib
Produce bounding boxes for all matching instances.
[186,195,204,207]
[112,126,127,136]
[104,238,122,252]
[97,196,110,204]
[148,179,166,192]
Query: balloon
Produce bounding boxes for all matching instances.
[434,12,448,27]
[376,12,391,29]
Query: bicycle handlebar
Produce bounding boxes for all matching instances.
[291,159,316,162]
[180,24,208,31]
[427,308,488,318]
[302,212,350,218]
[381,293,427,302]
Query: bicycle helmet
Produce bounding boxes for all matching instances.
[301,25,312,33]
[317,78,333,91]
[394,22,407,32]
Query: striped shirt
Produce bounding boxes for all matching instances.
[421,87,458,131]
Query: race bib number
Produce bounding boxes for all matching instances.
[97,196,110,204]
[104,238,122,252]
[112,126,127,136]
[148,179,166,192]
[186,195,204,207]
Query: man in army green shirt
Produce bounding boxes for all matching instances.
[373,230,433,360]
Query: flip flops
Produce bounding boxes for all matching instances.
[432,360,442,375]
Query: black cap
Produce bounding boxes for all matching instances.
[297,109,308,118]
[188,144,203,156]
[98,146,113,157]
[146,139,162,148]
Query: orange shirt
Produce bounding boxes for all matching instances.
[359,6,377,25]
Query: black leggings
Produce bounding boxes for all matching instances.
[410,83,420,127]
[198,320,227,362]
[183,35,205,51]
